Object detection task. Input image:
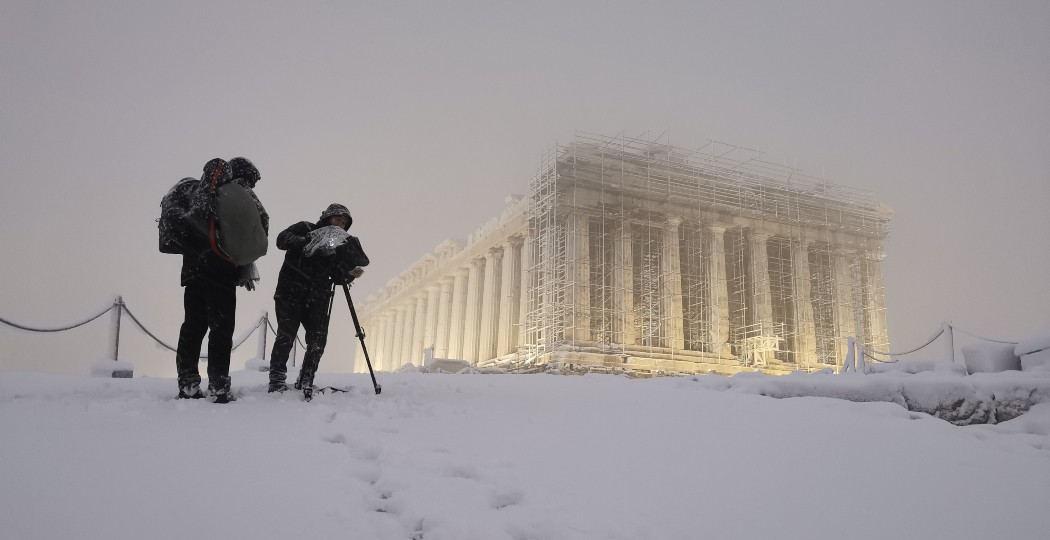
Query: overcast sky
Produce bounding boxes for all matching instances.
[2,0,1048,376]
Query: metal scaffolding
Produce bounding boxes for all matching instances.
[522,131,891,375]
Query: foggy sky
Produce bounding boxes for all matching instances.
[2,0,1048,376]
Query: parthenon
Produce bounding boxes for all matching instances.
[355,132,892,376]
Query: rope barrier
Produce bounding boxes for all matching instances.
[267,318,306,349]
[865,327,945,357]
[120,303,178,353]
[124,304,261,357]
[230,318,263,352]
[8,297,1045,370]
[951,326,1019,345]
[863,350,898,363]
[6,299,270,360]
[0,304,115,333]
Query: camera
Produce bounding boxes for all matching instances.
[331,261,364,285]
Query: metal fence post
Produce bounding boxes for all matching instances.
[95,296,133,378]
[943,321,955,365]
[259,313,268,361]
[111,296,123,362]
[245,314,270,372]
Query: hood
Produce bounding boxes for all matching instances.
[202,158,233,190]
[317,203,352,230]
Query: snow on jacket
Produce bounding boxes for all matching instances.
[274,220,369,297]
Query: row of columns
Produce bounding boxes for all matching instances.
[362,237,525,371]
[354,214,888,371]
[565,213,887,365]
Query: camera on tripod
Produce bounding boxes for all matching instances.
[331,259,364,285]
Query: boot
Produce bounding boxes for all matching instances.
[296,368,316,401]
[177,382,204,399]
[208,376,234,404]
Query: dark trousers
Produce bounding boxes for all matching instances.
[269,285,333,386]
[175,277,236,390]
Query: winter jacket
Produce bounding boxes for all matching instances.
[274,220,369,298]
[179,222,240,286]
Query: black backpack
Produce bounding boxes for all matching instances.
[157,177,202,255]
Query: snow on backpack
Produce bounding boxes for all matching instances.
[158,158,268,265]
[157,177,201,255]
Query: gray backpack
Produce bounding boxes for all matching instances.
[214,183,268,265]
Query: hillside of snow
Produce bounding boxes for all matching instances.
[2,370,1050,540]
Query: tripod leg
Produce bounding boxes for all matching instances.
[342,283,381,395]
[327,282,336,320]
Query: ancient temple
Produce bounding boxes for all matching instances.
[355,132,891,376]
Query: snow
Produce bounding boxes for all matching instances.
[962,342,1021,373]
[2,370,1050,540]
[89,359,134,378]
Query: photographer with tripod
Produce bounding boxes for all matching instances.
[268,203,369,398]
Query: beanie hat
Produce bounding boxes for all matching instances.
[319,203,352,229]
[230,157,260,187]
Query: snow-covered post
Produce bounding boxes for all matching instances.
[943,321,955,365]
[244,314,269,372]
[92,296,133,378]
[841,336,857,374]
[111,296,122,362]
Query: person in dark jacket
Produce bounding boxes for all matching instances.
[268,203,369,396]
[174,157,266,403]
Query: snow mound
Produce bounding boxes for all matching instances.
[962,342,1021,373]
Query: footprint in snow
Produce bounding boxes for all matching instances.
[489,488,524,510]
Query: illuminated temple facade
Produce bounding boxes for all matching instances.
[355,133,892,376]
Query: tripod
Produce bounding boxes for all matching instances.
[327,279,382,395]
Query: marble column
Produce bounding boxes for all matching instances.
[661,217,685,350]
[448,268,469,359]
[497,237,522,356]
[832,248,858,364]
[615,222,636,346]
[478,248,503,362]
[791,236,818,366]
[393,306,408,369]
[518,231,532,350]
[410,295,426,365]
[423,285,441,356]
[435,277,454,358]
[706,225,730,355]
[749,229,775,336]
[463,258,485,363]
[369,315,386,371]
[566,213,591,342]
[383,311,398,371]
[862,253,890,351]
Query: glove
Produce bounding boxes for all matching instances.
[239,279,256,291]
[331,266,362,285]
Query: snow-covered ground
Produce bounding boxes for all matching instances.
[2,369,1050,540]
